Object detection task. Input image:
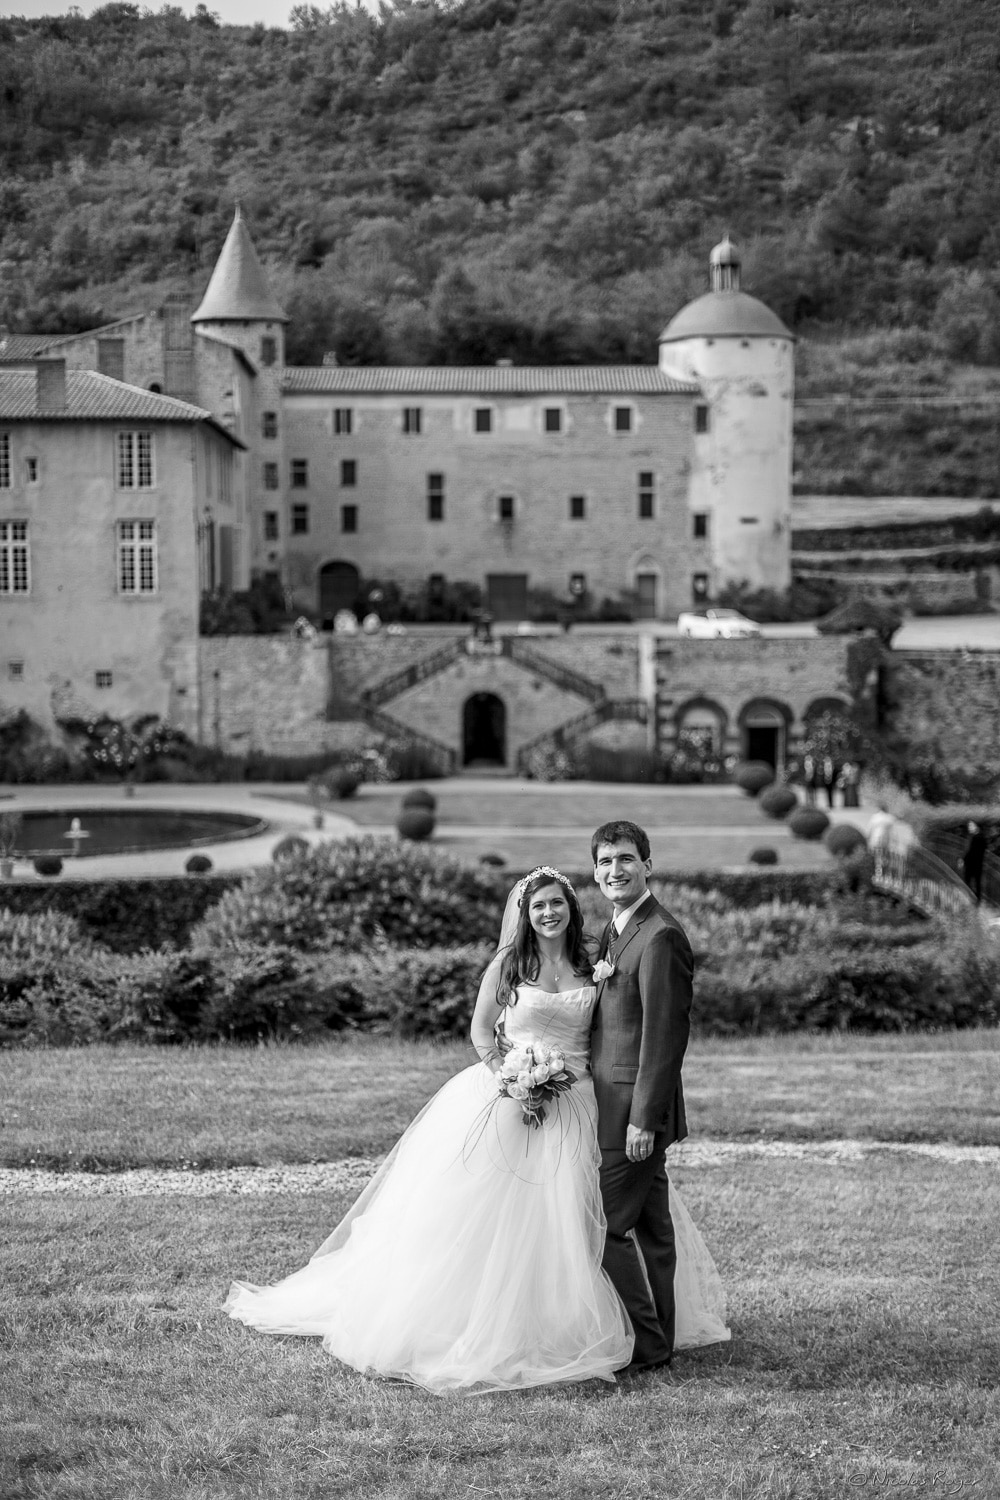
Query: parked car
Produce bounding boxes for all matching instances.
[677,608,762,639]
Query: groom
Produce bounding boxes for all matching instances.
[590,819,692,1373]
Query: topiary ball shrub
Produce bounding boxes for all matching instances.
[748,847,779,866]
[397,807,435,841]
[402,787,437,812]
[825,823,867,858]
[758,785,798,819]
[734,761,776,797]
[33,856,63,878]
[329,771,360,799]
[479,852,507,867]
[185,854,214,874]
[788,807,831,841]
[271,834,310,863]
[191,835,506,953]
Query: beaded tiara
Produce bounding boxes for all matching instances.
[516,866,574,900]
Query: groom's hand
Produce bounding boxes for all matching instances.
[626,1125,654,1163]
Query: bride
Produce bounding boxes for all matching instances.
[224,867,729,1394]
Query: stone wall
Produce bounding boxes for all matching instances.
[655,636,853,759]
[513,634,641,699]
[198,636,372,756]
[885,650,1000,772]
[199,629,646,765]
[194,631,999,781]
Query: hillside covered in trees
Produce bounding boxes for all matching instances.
[1,0,999,493]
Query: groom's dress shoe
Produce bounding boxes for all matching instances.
[615,1355,672,1378]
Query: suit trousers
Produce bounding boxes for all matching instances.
[599,1142,676,1366]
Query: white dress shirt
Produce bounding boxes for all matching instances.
[613,888,652,937]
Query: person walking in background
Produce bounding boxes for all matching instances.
[839,761,860,808]
[821,756,838,808]
[961,821,987,903]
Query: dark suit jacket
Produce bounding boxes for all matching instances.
[590,894,693,1152]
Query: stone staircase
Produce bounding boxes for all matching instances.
[500,637,608,703]
[351,631,620,776]
[515,699,648,775]
[356,703,458,775]
[359,639,467,709]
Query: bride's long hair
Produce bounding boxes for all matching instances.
[496,871,592,1007]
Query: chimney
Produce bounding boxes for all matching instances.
[36,359,67,413]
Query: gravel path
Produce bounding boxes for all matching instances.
[2,1140,997,1197]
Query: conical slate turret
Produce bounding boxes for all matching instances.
[191,207,287,324]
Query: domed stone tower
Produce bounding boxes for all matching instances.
[659,236,794,597]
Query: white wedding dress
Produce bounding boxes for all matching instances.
[224,984,730,1395]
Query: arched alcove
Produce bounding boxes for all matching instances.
[463,692,506,767]
[675,696,728,755]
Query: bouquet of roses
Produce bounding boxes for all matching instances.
[497,1042,577,1130]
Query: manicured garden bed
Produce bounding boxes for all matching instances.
[2,840,996,1045]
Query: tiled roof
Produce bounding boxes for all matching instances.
[0,368,245,445]
[36,312,152,350]
[281,365,700,396]
[0,334,53,359]
[192,207,288,324]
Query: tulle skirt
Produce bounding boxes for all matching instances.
[224,1062,729,1395]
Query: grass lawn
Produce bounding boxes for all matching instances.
[3,1154,997,1499]
[308,782,841,872]
[3,1033,999,1172]
[3,1037,999,1498]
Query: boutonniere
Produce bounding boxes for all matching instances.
[593,958,616,983]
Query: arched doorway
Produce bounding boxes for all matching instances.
[319,561,360,628]
[463,693,506,767]
[739,698,791,769]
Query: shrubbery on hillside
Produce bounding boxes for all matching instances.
[2,0,1000,424]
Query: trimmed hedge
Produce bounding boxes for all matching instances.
[734,761,776,797]
[788,807,831,840]
[5,864,994,1044]
[0,942,370,1047]
[0,876,242,952]
[748,847,779,865]
[5,919,994,1045]
[825,823,867,858]
[0,862,901,962]
[190,836,506,953]
[397,807,436,840]
[402,787,438,812]
[693,936,999,1034]
[272,834,309,863]
[758,786,798,819]
[359,943,494,1038]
